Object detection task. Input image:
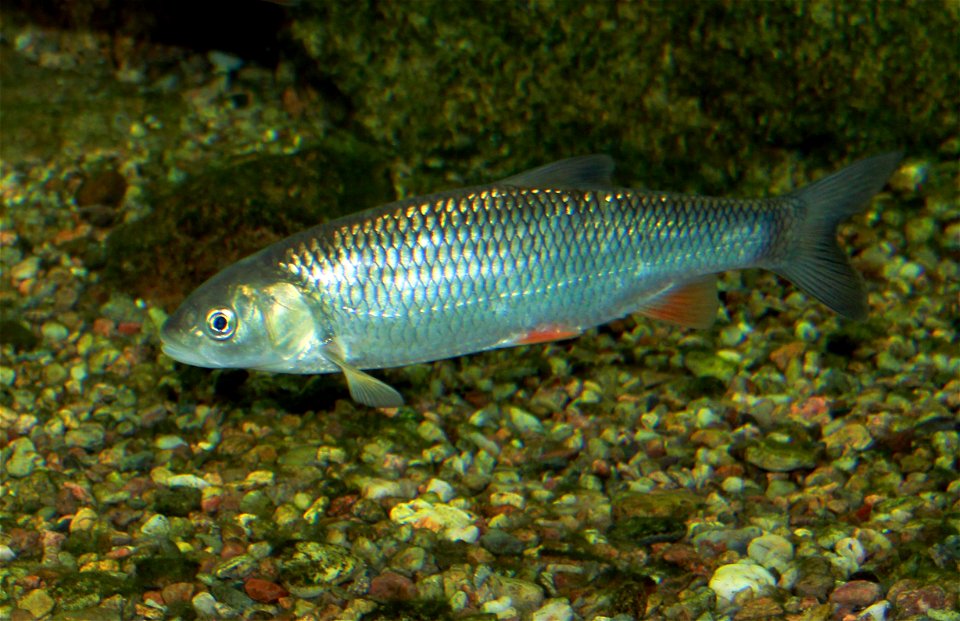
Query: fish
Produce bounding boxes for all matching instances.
[160,152,902,407]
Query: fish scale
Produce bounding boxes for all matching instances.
[272,186,781,369]
[161,152,902,407]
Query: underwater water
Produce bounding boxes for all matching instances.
[1,2,958,619]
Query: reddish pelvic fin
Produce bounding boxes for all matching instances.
[511,325,582,345]
[636,276,719,329]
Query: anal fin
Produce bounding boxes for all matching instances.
[636,276,719,329]
[508,324,582,346]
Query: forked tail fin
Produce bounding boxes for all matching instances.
[774,152,902,319]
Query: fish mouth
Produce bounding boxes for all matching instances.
[160,336,218,369]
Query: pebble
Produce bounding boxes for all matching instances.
[531,598,575,621]
[140,514,171,537]
[390,498,479,542]
[744,436,819,472]
[830,580,882,608]
[490,575,544,612]
[6,437,43,478]
[69,507,99,533]
[747,533,794,572]
[18,588,55,618]
[65,423,105,450]
[425,478,455,502]
[857,600,891,621]
[368,571,417,601]
[214,554,257,580]
[823,422,873,453]
[709,562,776,606]
[40,321,69,342]
[244,578,288,603]
[154,435,188,450]
[192,591,218,616]
[481,529,526,556]
[10,256,40,280]
[167,474,209,489]
[280,542,361,598]
[508,406,544,434]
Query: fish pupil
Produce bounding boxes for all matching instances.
[205,309,235,339]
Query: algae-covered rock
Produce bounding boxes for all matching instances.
[280,542,362,598]
[104,140,394,308]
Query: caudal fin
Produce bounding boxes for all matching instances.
[774,152,902,320]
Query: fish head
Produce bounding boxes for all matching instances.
[161,258,324,372]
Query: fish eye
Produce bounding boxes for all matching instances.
[205,308,236,340]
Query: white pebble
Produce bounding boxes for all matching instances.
[858,600,891,621]
[167,474,209,489]
[140,514,171,537]
[709,562,776,606]
[531,598,574,621]
[192,591,218,616]
[425,478,455,502]
[835,536,866,565]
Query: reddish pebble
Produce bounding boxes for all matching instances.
[143,591,164,606]
[117,321,141,335]
[161,582,195,604]
[769,341,804,371]
[368,571,417,602]
[220,541,246,560]
[830,580,881,608]
[92,318,115,337]
[245,578,288,603]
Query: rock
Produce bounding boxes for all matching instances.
[891,583,951,617]
[192,591,218,616]
[793,556,834,600]
[481,529,525,556]
[368,571,417,602]
[140,514,171,537]
[18,588,55,618]
[6,438,43,478]
[162,582,195,604]
[244,578,288,603]
[69,507,99,533]
[830,580,881,608]
[684,350,737,382]
[490,575,544,612]
[280,542,361,598]
[531,598,574,621]
[709,562,776,606]
[390,498,479,543]
[65,423,106,450]
[214,554,257,580]
[40,321,69,342]
[744,436,819,472]
[823,423,873,453]
[747,533,794,572]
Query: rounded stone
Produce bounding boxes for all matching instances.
[829,580,881,608]
[709,562,776,606]
[747,533,794,572]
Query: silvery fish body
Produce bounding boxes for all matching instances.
[161,153,901,406]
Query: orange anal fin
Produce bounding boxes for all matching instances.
[512,325,582,345]
[636,276,719,329]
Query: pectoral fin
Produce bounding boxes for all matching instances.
[324,341,404,408]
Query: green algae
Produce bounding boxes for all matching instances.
[103,139,395,308]
[290,1,955,188]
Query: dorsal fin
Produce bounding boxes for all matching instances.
[498,155,615,189]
